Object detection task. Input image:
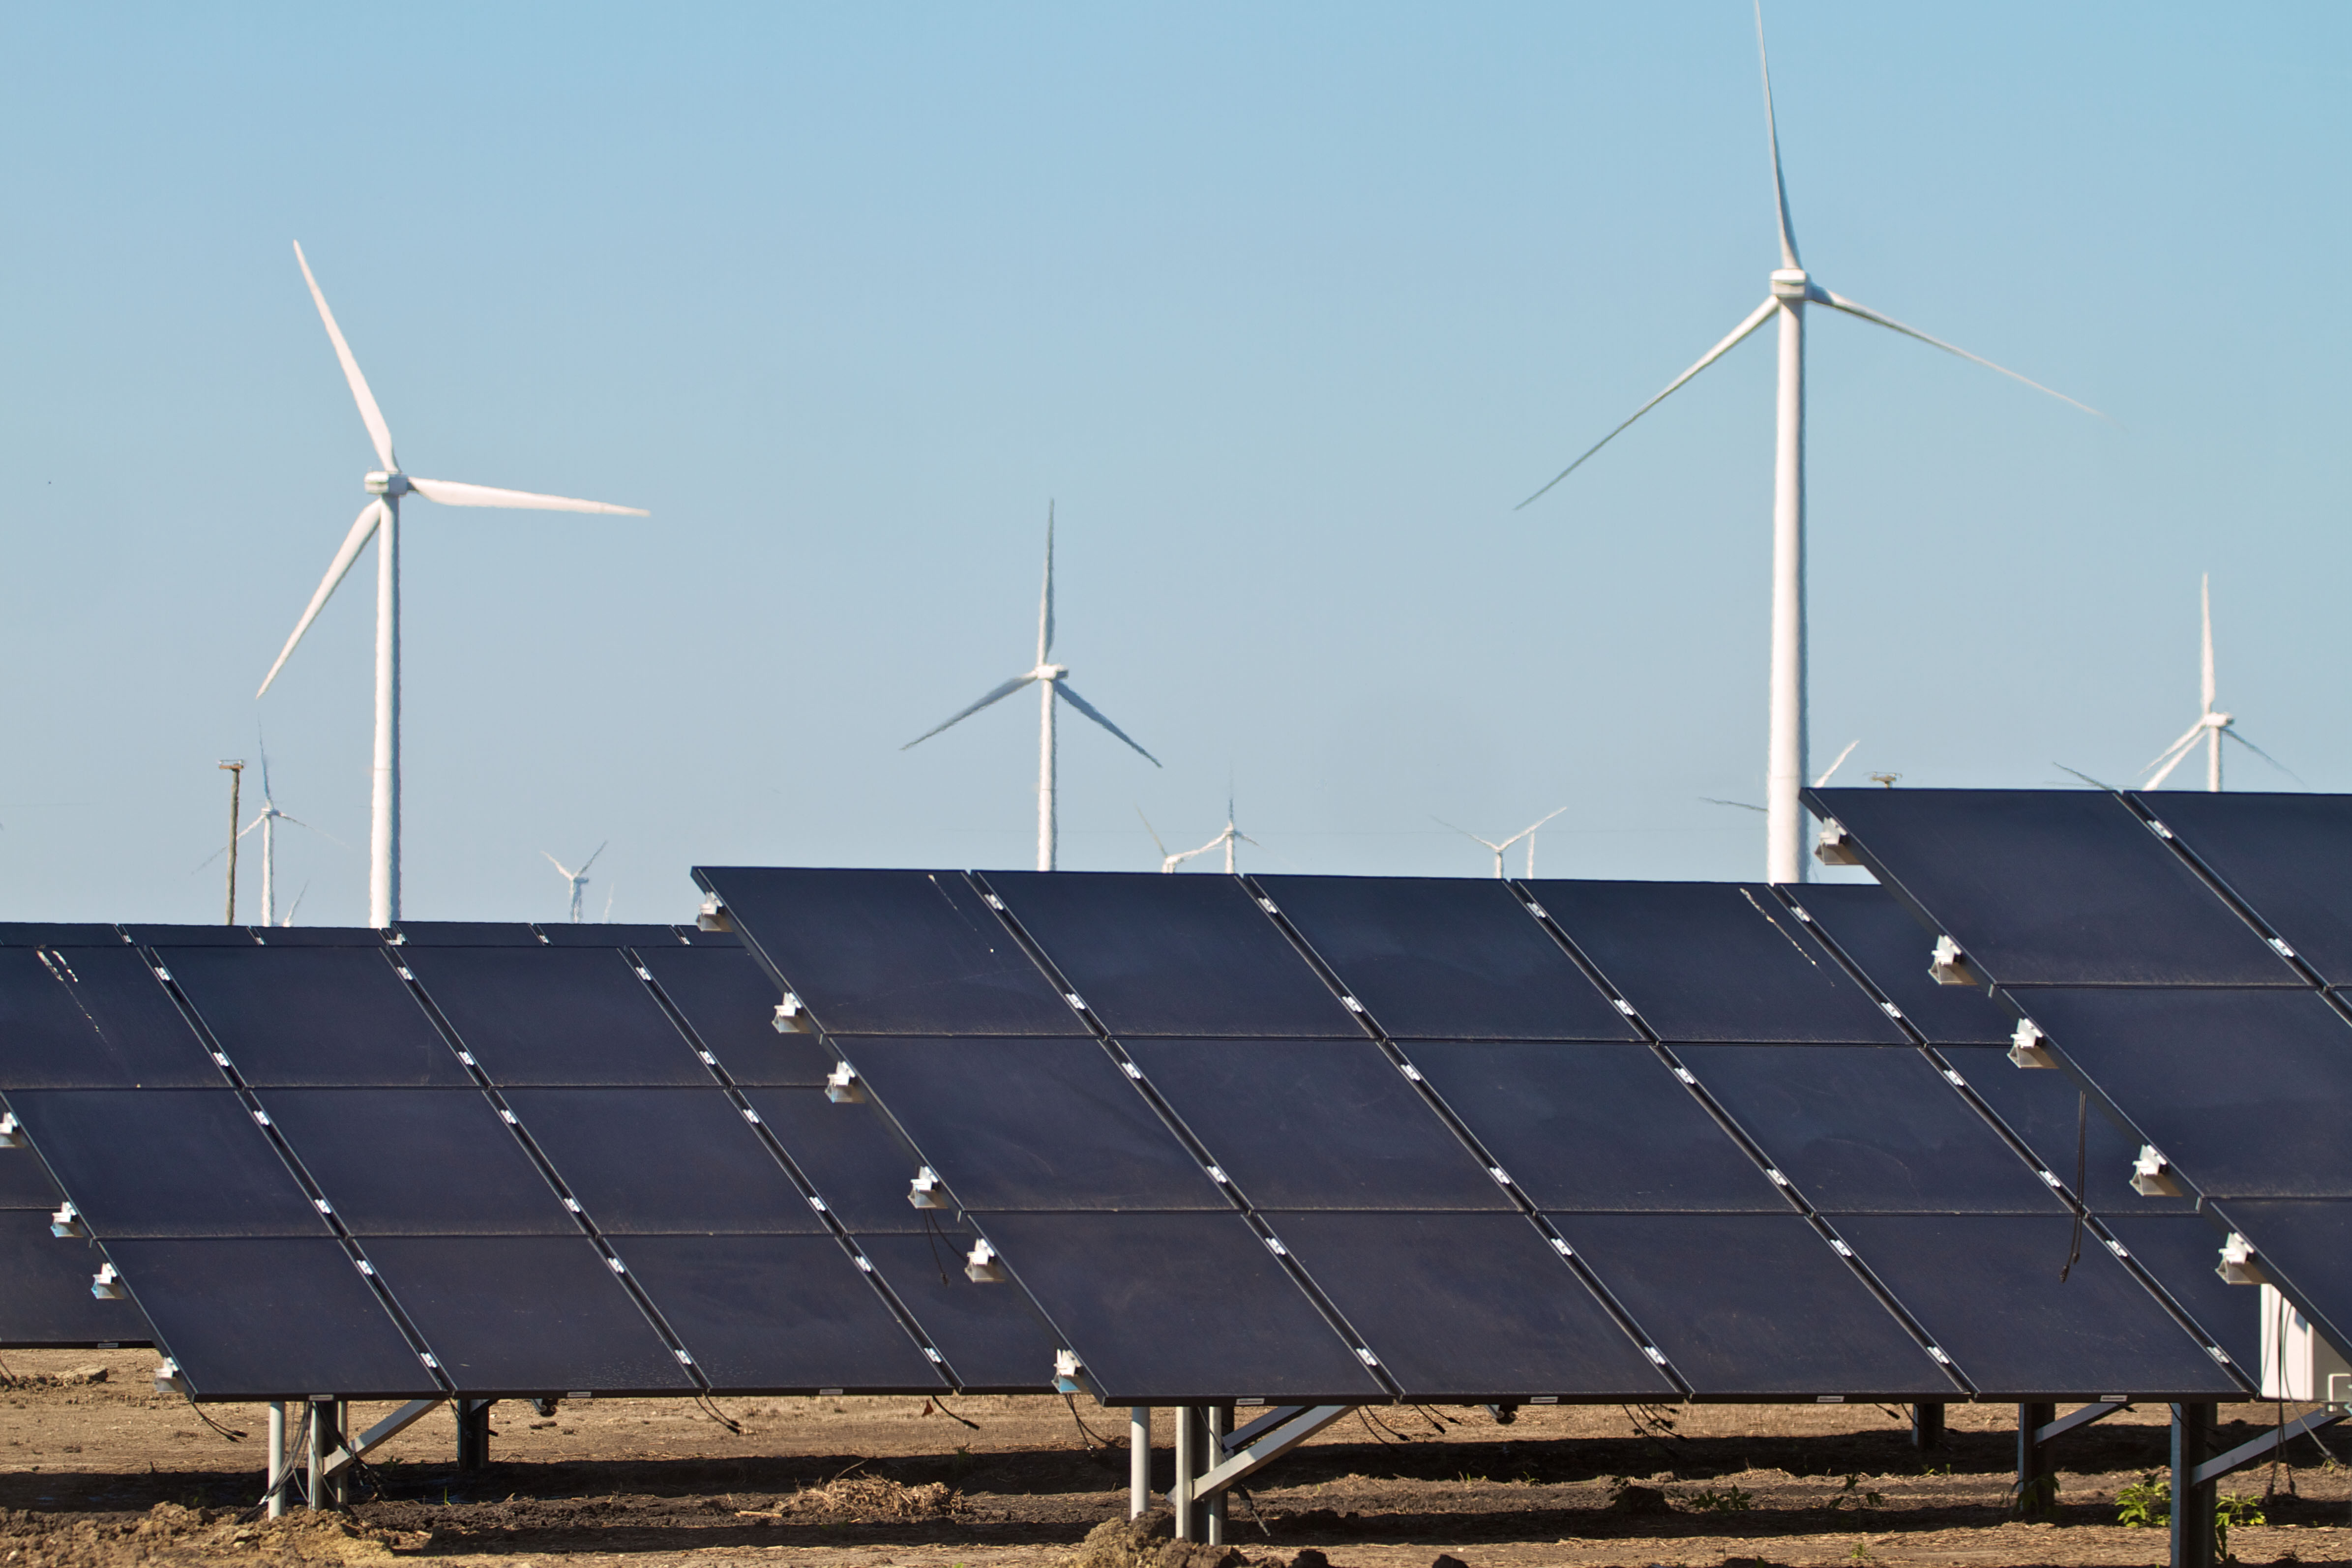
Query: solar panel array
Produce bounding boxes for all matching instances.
[699,866,2252,1406]
[1812,787,2352,1377]
[0,921,1056,1400]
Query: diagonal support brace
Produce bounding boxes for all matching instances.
[263,1398,444,1504]
[1223,1405,1310,1454]
[2193,1409,2347,1489]
[2036,1397,2130,1446]
[1193,1405,1352,1500]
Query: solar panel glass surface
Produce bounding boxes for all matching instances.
[1789,884,2011,1045]
[5,1089,325,1237]
[0,1144,62,1207]
[165,946,469,1087]
[2203,1200,2352,1354]
[499,1089,826,1234]
[392,922,543,947]
[258,1089,572,1235]
[1946,1047,2194,1213]
[536,924,688,949]
[2133,792,2352,986]
[0,925,125,947]
[0,1212,149,1346]
[1528,882,1905,1042]
[2099,1215,2259,1375]
[0,947,217,1089]
[401,947,709,1086]
[635,944,834,1085]
[1258,875,1636,1040]
[737,1089,929,1234]
[853,1233,1059,1391]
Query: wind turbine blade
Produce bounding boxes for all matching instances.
[541,850,576,880]
[1517,296,1779,509]
[1700,797,1768,813]
[2140,720,2207,785]
[1499,803,1573,850]
[292,242,397,472]
[281,816,348,850]
[2221,727,2303,783]
[1134,807,1170,858]
[903,674,1038,749]
[257,500,386,697]
[1038,502,1055,665]
[1431,816,1508,852]
[1054,684,1161,766]
[2201,574,2216,713]
[1754,0,1801,269]
[1812,738,1861,788]
[578,841,608,876]
[1815,291,2107,419]
[237,816,267,841]
[408,477,648,515]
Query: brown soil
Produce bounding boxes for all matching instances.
[0,1349,2345,1566]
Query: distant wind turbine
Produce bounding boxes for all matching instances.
[198,739,335,925]
[2142,575,2290,791]
[1139,789,1257,874]
[1436,804,1570,879]
[1517,4,2100,886]
[543,843,608,924]
[256,242,648,927]
[903,506,1160,870]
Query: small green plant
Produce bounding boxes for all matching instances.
[2116,1475,2264,1558]
[2012,1470,2060,1517]
[1826,1473,1884,1511]
[2218,1490,2266,1557]
[1674,1482,1755,1513]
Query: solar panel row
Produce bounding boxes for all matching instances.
[699,866,2250,1405]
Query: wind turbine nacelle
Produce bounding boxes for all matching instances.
[363,471,412,497]
[1769,268,1810,300]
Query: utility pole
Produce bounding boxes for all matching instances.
[218,760,245,925]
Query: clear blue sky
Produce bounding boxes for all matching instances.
[2,3,2344,924]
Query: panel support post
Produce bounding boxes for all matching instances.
[305,1399,329,1511]
[1205,1404,1229,1546]
[2014,1402,2056,1516]
[331,1401,350,1505]
[1129,1408,1150,1520]
[1171,1405,1198,1540]
[456,1399,493,1473]
[266,1403,288,1520]
[2172,1402,2216,1568]
[1912,1401,1944,1451]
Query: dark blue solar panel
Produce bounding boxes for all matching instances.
[1552,1213,1956,1398]
[2100,1215,2259,1375]
[103,1238,437,1399]
[0,947,217,1089]
[1121,1040,1510,1211]
[636,944,834,1086]
[2204,1200,2352,1357]
[499,1089,823,1235]
[1529,882,1906,1042]
[120,925,258,947]
[1678,1046,2063,1214]
[392,922,542,947]
[988,872,1355,1037]
[362,1235,693,1395]
[613,1235,945,1393]
[1810,788,2296,986]
[855,1233,1059,1392]
[1790,884,2011,1045]
[1832,1215,2242,1399]
[695,868,1080,1036]
[738,1089,929,1234]
[836,1037,1223,1212]
[974,1211,1388,1404]
[0,1144,62,1207]
[2013,988,2352,1198]
[1257,876,1636,1041]
[537,924,689,948]
[164,946,469,1088]
[249,927,386,947]
[0,924,124,947]
[1271,1211,1671,1398]
[0,1213,151,1347]
[1945,1048,2193,1214]
[401,947,708,1086]
[258,1089,571,1235]
[2130,793,2352,986]
[1406,1043,1783,1212]
[5,1090,325,1237]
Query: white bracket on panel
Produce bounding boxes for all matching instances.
[2133,1145,2186,1198]
[1930,934,1984,988]
[2009,1019,2057,1069]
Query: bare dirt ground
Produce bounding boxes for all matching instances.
[0,1350,2347,1567]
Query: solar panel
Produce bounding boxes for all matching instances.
[257,1089,573,1234]
[1789,884,2011,1045]
[1257,875,1636,1041]
[245,927,387,947]
[100,1238,437,1399]
[1120,1039,1513,1210]
[609,1235,946,1393]
[399,947,710,1086]
[499,1089,827,1234]
[0,947,218,1089]
[0,1213,147,1347]
[1832,1214,2242,1398]
[120,925,258,948]
[5,1090,327,1237]
[831,1037,1224,1212]
[635,944,834,1086]
[0,1142,62,1207]
[974,1211,1389,1404]
[2100,1215,2262,1375]
[853,1233,1060,1391]
[360,1235,696,1395]
[1528,882,1906,1042]
[1550,1213,1956,1398]
[1404,1042,1784,1212]
[2006,987,2352,1198]
[987,872,1355,1037]
[0,924,125,947]
[1947,1047,2194,1214]
[1676,1046,2067,1214]
[2203,1200,2352,1355]
[164,946,470,1087]
[2130,793,2352,986]
[695,868,1081,1036]
[536,924,690,949]
[1810,787,2296,986]
[1263,1211,1669,1398]
[392,921,543,947]
[736,1089,934,1234]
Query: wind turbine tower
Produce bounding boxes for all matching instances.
[1439,804,1570,880]
[257,243,647,927]
[2142,575,2287,792]
[904,507,1161,869]
[1518,6,2100,884]
[543,843,607,923]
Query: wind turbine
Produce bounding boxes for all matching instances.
[543,843,607,924]
[256,243,648,927]
[903,507,1160,870]
[2142,575,2288,791]
[1436,804,1570,879]
[1139,789,1257,873]
[1518,5,2101,885]
[199,740,334,925]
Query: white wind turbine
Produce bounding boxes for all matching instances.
[2142,575,2287,791]
[256,242,648,927]
[542,842,607,923]
[1139,789,1257,874]
[1518,5,2101,885]
[201,740,333,924]
[904,507,1160,870]
[1436,804,1570,880]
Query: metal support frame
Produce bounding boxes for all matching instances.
[455,1398,494,1472]
[2037,1397,2131,1448]
[1195,1405,1353,1506]
[266,1404,289,1520]
[2173,1402,2216,1568]
[261,1398,444,1512]
[2013,1401,2057,1517]
[2193,1407,2347,1489]
[1172,1405,1200,1540]
[1912,1401,1943,1451]
[304,1399,331,1510]
[1204,1405,1229,1545]
[1130,1407,1150,1520]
